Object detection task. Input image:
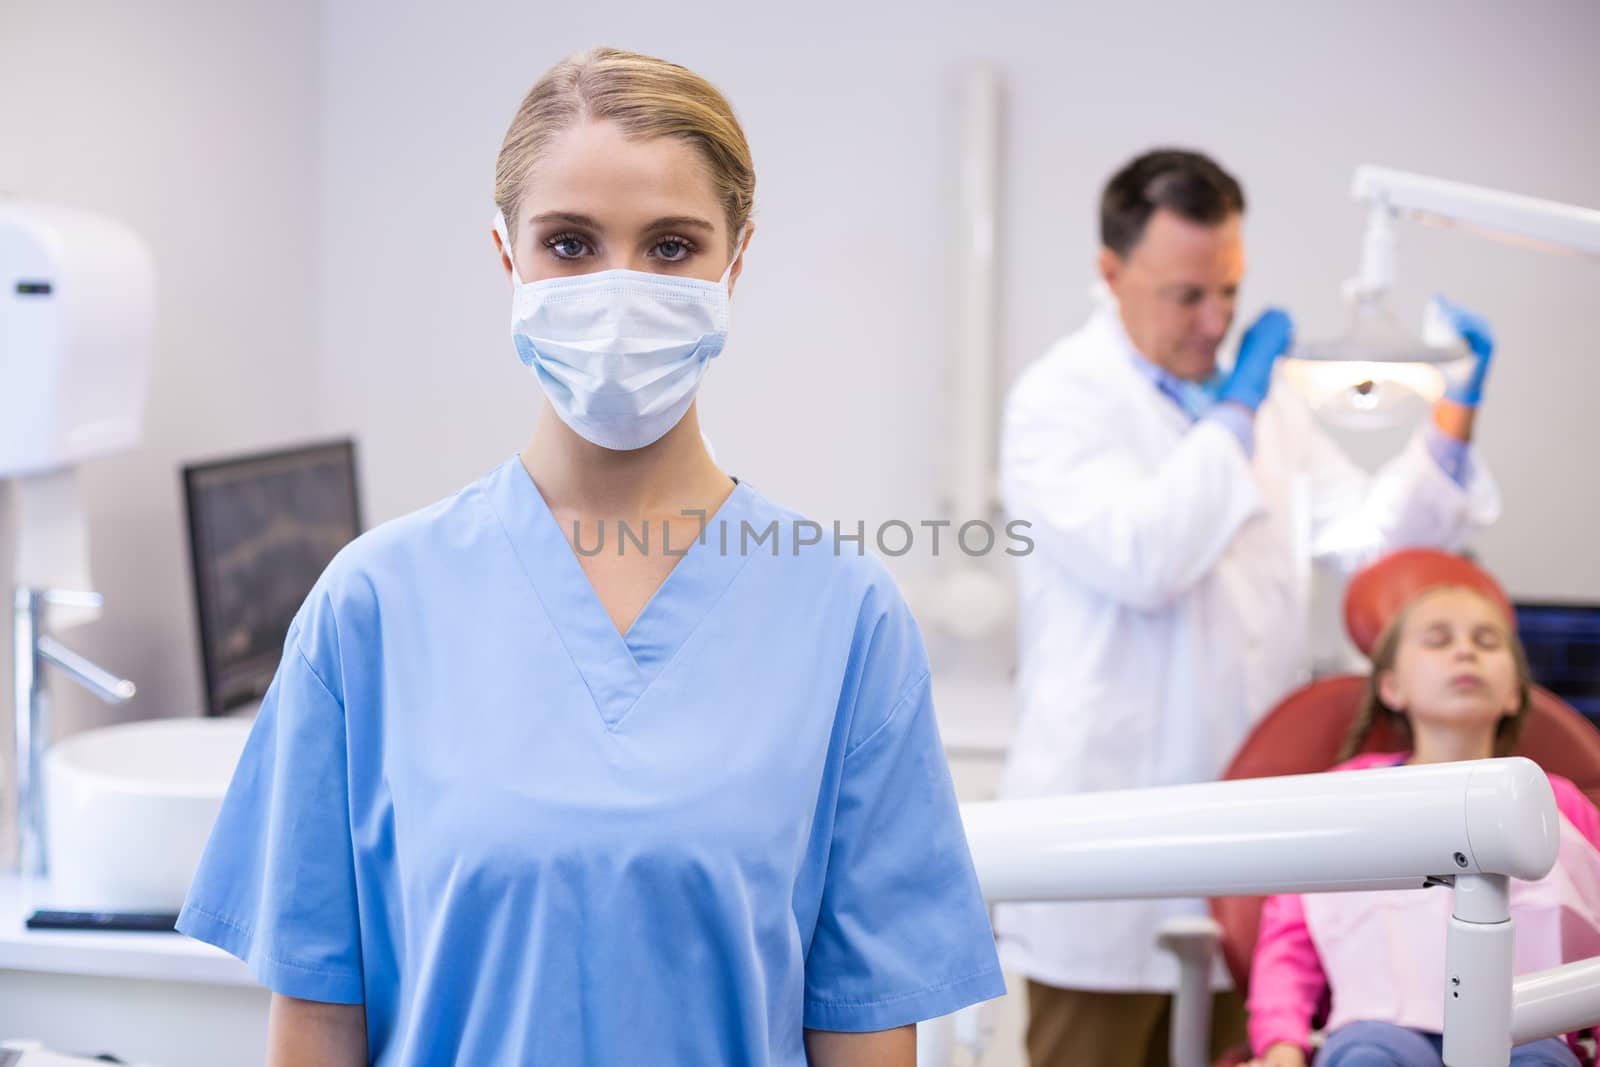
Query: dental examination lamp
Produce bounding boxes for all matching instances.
[1281,166,1600,428]
[1,200,153,877]
[959,759,1600,1067]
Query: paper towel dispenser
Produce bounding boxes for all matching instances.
[0,201,155,477]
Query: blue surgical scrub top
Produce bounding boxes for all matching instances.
[178,456,1004,1065]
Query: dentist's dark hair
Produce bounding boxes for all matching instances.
[1100,149,1245,258]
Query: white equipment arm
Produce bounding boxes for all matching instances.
[959,758,1600,1067]
[1353,166,1600,258]
[964,757,1556,902]
[1347,166,1600,298]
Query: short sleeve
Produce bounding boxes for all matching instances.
[803,671,1006,1031]
[176,621,364,1003]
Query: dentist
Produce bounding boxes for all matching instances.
[995,148,1502,1067]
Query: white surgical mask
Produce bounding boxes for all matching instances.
[496,211,744,452]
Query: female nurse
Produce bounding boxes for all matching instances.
[178,46,1005,1066]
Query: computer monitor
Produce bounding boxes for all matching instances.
[183,440,362,716]
[1514,601,1600,723]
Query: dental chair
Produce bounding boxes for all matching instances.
[1172,548,1600,1067]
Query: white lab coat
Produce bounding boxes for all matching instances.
[993,307,1501,993]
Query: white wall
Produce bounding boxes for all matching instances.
[0,3,1593,1060]
[0,0,322,860]
[1,1,1591,779]
[317,0,1600,604]
[0,0,1584,873]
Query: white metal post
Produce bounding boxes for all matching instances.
[12,588,44,877]
[1157,916,1221,1067]
[1443,873,1515,1067]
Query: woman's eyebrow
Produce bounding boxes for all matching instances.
[644,215,717,233]
[527,212,716,234]
[530,211,602,228]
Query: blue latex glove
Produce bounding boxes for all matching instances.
[1218,308,1294,412]
[1434,294,1495,407]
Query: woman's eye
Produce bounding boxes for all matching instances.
[545,234,591,259]
[653,237,692,262]
[1474,628,1504,650]
[1421,627,1451,648]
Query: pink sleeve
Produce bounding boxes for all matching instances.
[1247,893,1328,1055]
[1549,775,1600,852]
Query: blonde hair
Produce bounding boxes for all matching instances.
[494,47,755,253]
[1340,584,1533,761]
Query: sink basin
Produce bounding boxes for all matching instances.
[43,717,253,912]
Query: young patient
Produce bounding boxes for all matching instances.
[1248,584,1600,1067]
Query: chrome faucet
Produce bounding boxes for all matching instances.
[12,587,136,878]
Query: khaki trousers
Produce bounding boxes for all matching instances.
[1025,980,1249,1067]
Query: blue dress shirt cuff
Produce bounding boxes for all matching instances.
[1203,402,1256,458]
[1424,425,1473,487]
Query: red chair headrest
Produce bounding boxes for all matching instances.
[1344,548,1515,657]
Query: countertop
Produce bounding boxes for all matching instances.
[0,875,258,986]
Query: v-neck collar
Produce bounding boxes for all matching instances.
[487,455,757,729]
